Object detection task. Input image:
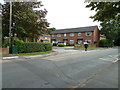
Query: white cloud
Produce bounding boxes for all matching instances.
[41,0,100,29]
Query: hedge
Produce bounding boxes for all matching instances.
[14,40,52,53]
[99,39,113,47]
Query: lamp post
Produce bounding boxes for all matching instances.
[9,1,12,53]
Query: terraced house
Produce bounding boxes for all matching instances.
[50,26,100,46]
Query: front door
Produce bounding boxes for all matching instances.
[64,40,67,45]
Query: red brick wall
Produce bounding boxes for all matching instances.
[52,32,94,44]
[51,27,100,46]
[93,27,100,46]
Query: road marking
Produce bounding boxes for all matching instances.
[81,51,91,52]
[99,58,111,61]
[99,57,119,63]
[113,58,119,63]
[2,56,19,60]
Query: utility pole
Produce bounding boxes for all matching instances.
[9,1,12,53]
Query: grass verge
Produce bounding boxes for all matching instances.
[3,51,55,56]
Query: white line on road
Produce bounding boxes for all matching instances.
[2,56,19,60]
[99,58,111,61]
[113,58,119,63]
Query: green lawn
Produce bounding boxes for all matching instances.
[19,51,54,55]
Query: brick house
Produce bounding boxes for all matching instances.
[37,35,51,43]
[50,26,100,46]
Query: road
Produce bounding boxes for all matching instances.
[2,47,119,88]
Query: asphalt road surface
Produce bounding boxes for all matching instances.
[2,47,119,88]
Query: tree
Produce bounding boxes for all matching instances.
[86,2,120,46]
[86,2,120,22]
[100,20,120,46]
[2,2,49,41]
[46,27,56,34]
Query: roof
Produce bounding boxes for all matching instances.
[51,26,98,34]
[40,35,50,37]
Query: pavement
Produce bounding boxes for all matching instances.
[2,46,78,60]
[2,51,58,60]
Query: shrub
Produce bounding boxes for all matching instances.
[14,40,52,53]
[99,39,110,47]
[58,43,64,47]
[2,39,9,48]
[14,40,24,53]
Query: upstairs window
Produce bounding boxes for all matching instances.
[52,34,54,37]
[70,33,74,37]
[85,32,92,36]
[64,33,66,37]
[57,34,61,37]
[78,33,81,36]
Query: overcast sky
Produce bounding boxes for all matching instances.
[41,0,100,29]
[0,0,100,29]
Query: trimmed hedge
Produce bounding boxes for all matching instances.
[99,39,110,47]
[14,40,52,53]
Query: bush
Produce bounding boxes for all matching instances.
[14,40,52,53]
[14,40,24,53]
[2,39,9,48]
[58,43,64,47]
[99,39,110,47]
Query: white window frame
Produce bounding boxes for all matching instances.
[52,34,54,37]
[57,34,61,37]
[85,40,91,43]
[70,40,74,44]
[78,32,81,36]
[85,32,92,36]
[64,33,66,37]
[78,40,82,44]
[70,33,74,37]
[58,40,61,42]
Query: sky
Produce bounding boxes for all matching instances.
[40,0,100,29]
[0,0,100,29]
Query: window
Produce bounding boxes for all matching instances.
[78,40,82,44]
[57,34,61,37]
[52,34,54,37]
[70,40,74,44]
[78,33,81,36]
[52,40,56,43]
[64,33,66,37]
[85,40,91,43]
[85,32,92,36]
[70,33,74,36]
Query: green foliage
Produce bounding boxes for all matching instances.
[100,20,120,45]
[86,2,120,46]
[58,43,64,47]
[2,2,49,40]
[99,39,113,47]
[14,40,24,53]
[86,2,120,22]
[14,40,52,53]
[2,39,9,48]
[47,27,56,34]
